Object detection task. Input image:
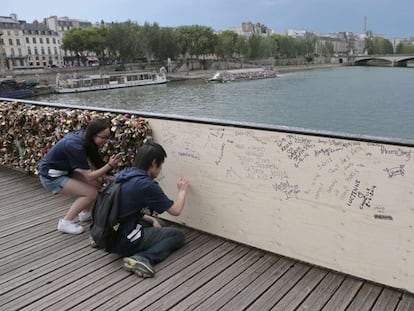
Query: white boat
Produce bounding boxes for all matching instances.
[208,67,277,83]
[55,70,167,94]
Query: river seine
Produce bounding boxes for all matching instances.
[37,66,414,142]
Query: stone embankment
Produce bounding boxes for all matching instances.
[168,63,343,81]
[9,62,343,96]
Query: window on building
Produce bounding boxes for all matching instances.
[53,38,56,44]
[32,37,36,44]
[27,47,31,55]
[54,47,58,54]
[16,39,20,46]
[18,48,22,56]
[11,48,15,56]
[48,47,51,55]
[25,37,29,43]
[46,38,49,44]
[8,38,13,45]
[41,47,45,55]
[34,47,38,55]
[39,37,43,44]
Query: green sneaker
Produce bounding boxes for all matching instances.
[123,256,155,278]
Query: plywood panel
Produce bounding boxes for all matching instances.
[148,118,414,293]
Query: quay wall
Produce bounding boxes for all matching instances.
[1,99,413,293]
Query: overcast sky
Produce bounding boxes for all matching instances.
[3,0,413,38]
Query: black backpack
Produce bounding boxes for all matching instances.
[89,180,122,250]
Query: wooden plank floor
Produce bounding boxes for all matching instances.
[0,166,413,311]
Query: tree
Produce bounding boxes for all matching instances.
[364,31,375,54]
[84,26,107,58]
[246,34,263,59]
[156,27,180,61]
[266,35,280,58]
[106,21,142,64]
[140,22,161,63]
[215,30,239,60]
[175,25,217,70]
[365,30,394,55]
[61,28,89,65]
[396,42,414,54]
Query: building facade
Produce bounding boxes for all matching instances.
[0,14,63,69]
[0,14,93,71]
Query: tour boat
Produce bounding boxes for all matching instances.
[54,70,167,94]
[207,67,277,83]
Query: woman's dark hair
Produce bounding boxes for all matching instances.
[83,118,110,169]
[134,141,167,170]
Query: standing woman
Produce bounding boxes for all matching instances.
[38,118,122,234]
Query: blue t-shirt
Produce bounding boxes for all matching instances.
[38,130,90,178]
[110,167,174,256]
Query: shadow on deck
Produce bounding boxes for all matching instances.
[0,166,413,310]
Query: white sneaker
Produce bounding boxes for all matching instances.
[57,219,84,234]
[78,211,91,222]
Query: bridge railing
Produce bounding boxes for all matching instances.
[1,98,414,293]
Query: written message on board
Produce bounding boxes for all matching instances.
[148,118,414,292]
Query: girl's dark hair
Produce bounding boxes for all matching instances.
[83,118,110,169]
[134,141,167,170]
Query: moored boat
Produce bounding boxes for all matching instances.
[0,78,38,99]
[207,67,277,83]
[55,70,167,94]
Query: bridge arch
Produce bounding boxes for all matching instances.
[353,55,414,67]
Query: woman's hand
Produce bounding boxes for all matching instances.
[108,153,122,168]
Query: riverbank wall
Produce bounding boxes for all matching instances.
[7,61,344,95]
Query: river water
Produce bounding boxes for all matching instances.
[37,66,414,142]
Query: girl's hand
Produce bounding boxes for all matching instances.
[108,154,122,167]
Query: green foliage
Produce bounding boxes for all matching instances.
[105,21,142,63]
[320,41,334,56]
[364,30,394,54]
[175,25,217,58]
[215,31,239,59]
[395,42,414,54]
[156,27,180,60]
[62,28,88,55]
[61,21,361,65]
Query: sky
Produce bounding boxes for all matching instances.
[3,0,414,38]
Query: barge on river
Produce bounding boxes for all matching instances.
[0,78,38,99]
[207,67,277,83]
[54,70,167,94]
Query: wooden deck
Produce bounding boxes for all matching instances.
[0,166,413,311]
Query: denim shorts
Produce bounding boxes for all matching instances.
[39,174,69,194]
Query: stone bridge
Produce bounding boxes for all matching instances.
[353,54,414,67]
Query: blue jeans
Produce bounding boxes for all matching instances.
[132,226,185,265]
